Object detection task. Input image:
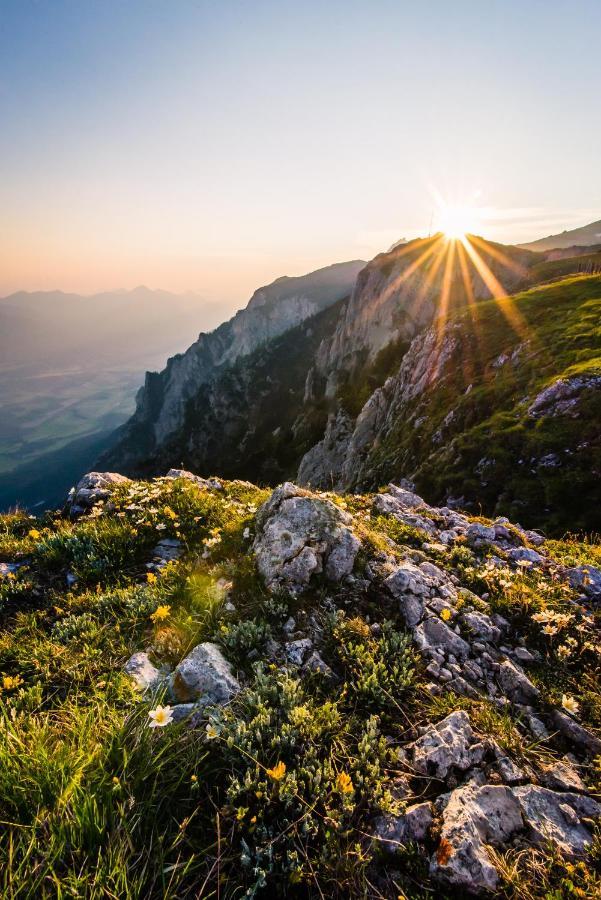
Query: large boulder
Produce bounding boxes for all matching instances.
[253,483,360,594]
[431,783,523,893]
[171,642,240,705]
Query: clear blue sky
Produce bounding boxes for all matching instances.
[1,0,600,304]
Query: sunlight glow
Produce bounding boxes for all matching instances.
[438,204,481,241]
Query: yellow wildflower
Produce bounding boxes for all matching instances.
[146,572,157,584]
[2,675,24,691]
[28,528,41,540]
[440,608,452,622]
[335,771,354,794]
[561,694,579,715]
[148,704,174,727]
[150,604,171,623]
[266,761,286,781]
[163,506,177,520]
[236,806,248,821]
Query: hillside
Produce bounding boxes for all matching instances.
[103,238,600,534]
[300,275,601,534]
[101,261,365,472]
[0,471,599,897]
[519,219,601,252]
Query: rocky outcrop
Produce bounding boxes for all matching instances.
[253,483,360,594]
[67,471,130,515]
[527,374,601,418]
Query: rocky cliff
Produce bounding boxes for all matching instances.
[298,274,601,533]
[101,260,365,470]
[103,235,600,534]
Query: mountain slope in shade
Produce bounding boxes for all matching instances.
[519,218,601,251]
[100,260,366,470]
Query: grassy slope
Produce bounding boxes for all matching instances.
[0,476,600,898]
[369,275,601,533]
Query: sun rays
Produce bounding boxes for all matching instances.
[381,222,532,359]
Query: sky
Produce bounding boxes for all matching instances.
[1,0,601,308]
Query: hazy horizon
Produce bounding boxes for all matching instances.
[2,0,601,303]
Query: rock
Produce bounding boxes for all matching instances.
[124,651,163,692]
[566,565,601,601]
[303,650,335,678]
[413,616,470,659]
[465,523,496,548]
[431,783,523,893]
[461,610,501,644]
[253,483,360,594]
[386,484,429,509]
[513,647,536,664]
[284,638,313,666]
[374,801,433,851]
[513,786,601,856]
[496,658,540,704]
[410,711,486,779]
[68,471,130,513]
[165,469,223,490]
[550,709,601,755]
[296,409,354,490]
[528,375,601,419]
[508,547,545,567]
[492,746,526,785]
[170,702,199,723]
[171,642,240,704]
[540,757,586,793]
[152,538,182,563]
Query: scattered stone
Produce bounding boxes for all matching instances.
[566,565,601,601]
[465,522,496,548]
[461,610,501,644]
[284,638,313,666]
[551,709,601,756]
[375,801,433,852]
[165,468,223,490]
[124,651,163,692]
[496,658,540,704]
[540,757,586,793]
[413,616,470,659]
[509,547,545,567]
[410,711,486,779]
[303,650,335,678]
[171,642,240,704]
[68,471,130,514]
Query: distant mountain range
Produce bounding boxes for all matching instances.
[519,218,601,251]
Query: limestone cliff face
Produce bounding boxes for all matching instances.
[298,273,601,533]
[101,260,365,470]
[312,235,535,396]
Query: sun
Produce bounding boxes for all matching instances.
[438,204,480,241]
